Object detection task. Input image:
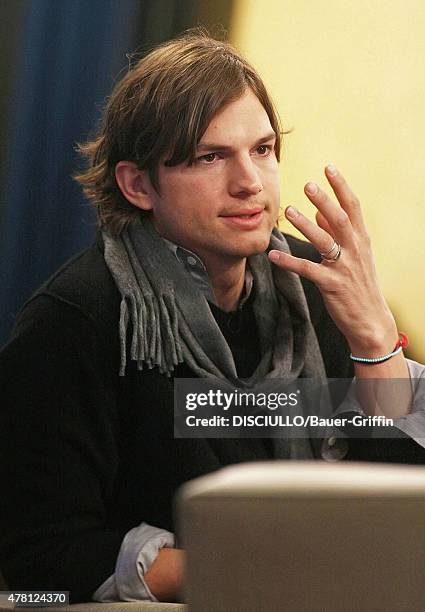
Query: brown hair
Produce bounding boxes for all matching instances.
[75,28,283,235]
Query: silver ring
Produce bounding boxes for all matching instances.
[320,241,341,262]
[319,240,338,258]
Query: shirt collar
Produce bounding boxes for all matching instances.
[161,237,253,309]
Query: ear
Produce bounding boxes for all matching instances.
[115,161,154,211]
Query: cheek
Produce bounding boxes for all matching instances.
[167,174,214,200]
[261,161,279,190]
[270,174,280,203]
[264,174,280,205]
[190,174,221,196]
[182,178,223,215]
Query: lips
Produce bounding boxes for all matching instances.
[219,208,264,230]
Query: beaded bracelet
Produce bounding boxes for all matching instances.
[350,332,409,364]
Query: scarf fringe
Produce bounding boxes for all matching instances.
[117,289,183,377]
[104,229,183,377]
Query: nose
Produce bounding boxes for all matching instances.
[228,155,263,197]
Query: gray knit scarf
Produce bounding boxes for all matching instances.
[103,215,329,458]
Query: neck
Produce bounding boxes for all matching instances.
[204,257,246,312]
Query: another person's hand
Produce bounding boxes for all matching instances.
[269,164,398,358]
[144,547,185,602]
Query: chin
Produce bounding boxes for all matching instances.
[246,232,272,255]
[230,236,271,259]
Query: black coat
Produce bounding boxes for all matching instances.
[0,234,423,601]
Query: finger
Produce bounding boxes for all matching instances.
[324,164,367,233]
[315,210,335,237]
[285,206,335,255]
[268,250,330,285]
[304,181,353,246]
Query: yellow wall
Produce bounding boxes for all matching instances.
[230,0,425,361]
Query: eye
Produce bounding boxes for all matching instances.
[198,152,219,164]
[256,144,272,156]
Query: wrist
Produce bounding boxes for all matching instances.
[144,548,185,603]
[347,322,398,358]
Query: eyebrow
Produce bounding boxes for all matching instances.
[196,131,276,152]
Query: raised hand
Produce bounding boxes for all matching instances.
[269,164,398,358]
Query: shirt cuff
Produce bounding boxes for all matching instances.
[393,358,425,447]
[92,522,175,602]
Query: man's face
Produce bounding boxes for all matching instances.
[148,88,280,270]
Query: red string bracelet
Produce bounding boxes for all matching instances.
[395,331,409,350]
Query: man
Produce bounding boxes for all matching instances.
[0,30,424,604]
